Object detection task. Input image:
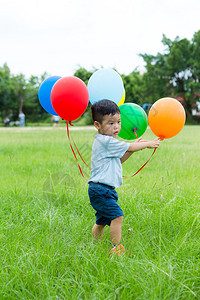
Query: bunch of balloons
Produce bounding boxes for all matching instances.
[38,70,186,141]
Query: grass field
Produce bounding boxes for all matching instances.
[1,125,200,299]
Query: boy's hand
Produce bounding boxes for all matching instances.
[147,138,160,149]
[127,138,160,152]
[135,138,148,143]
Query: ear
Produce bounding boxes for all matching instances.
[94,121,101,130]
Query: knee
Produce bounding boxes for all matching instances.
[113,215,123,224]
[118,215,124,223]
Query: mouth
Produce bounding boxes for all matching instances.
[114,131,119,135]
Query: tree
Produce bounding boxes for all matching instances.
[74,67,94,85]
[24,74,49,122]
[11,74,27,114]
[190,31,200,104]
[0,64,13,120]
[140,30,200,119]
[121,71,146,105]
[0,64,49,123]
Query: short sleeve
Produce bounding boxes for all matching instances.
[106,137,129,158]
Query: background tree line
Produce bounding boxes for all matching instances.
[0,30,200,125]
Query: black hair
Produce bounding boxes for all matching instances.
[91,99,120,124]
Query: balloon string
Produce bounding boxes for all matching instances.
[122,129,160,178]
[67,121,91,168]
[133,128,138,139]
[71,135,91,169]
[66,123,160,180]
[123,148,157,178]
[66,121,88,180]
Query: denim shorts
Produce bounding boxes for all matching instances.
[88,182,124,226]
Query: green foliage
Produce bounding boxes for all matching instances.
[121,71,145,105]
[0,68,49,123]
[140,30,200,119]
[192,31,200,79]
[74,67,94,85]
[0,64,13,117]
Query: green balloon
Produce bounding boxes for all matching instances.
[118,103,148,140]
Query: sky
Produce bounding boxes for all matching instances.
[0,0,199,78]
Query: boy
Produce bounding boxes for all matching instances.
[88,100,160,255]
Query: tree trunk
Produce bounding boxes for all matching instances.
[19,93,23,113]
[184,97,192,121]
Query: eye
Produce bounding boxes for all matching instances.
[118,120,121,124]
[109,122,113,125]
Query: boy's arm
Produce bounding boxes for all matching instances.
[120,151,134,163]
[120,138,160,164]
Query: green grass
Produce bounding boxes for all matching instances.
[0,125,200,299]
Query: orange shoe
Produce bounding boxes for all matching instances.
[111,244,129,257]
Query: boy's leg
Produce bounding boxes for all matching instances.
[92,224,105,241]
[110,216,123,245]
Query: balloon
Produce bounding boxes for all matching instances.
[148,97,186,139]
[87,68,124,105]
[38,76,62,115]
[51,76,89,121]
[118,90,125,106]
[118,103,148,140]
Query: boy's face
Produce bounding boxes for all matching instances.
[94,113,121,137]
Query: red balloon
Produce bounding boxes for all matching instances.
[51,76,89,121]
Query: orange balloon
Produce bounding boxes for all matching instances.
[148,97,186,139]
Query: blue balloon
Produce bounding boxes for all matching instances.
[87,69,124,105]
[38,76,62,115]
